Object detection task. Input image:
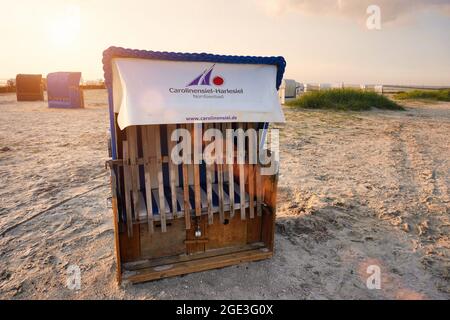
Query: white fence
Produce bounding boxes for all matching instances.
[280,82,450,100]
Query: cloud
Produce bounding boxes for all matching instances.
[259,0,450,23]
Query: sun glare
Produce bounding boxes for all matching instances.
[47,5,81,48]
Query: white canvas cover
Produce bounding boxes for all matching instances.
[112,58,285,129]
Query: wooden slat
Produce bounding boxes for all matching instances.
[192,123,202,217]
[124,248,272,283]
[123,182,248,221]
[256,163,263,217]
[205,123,214,225]
[126,126,140,223]
[216,123,225,223]
[167,124,178,218]
[141,126,154,233]
[123,242,265,271]
[153,125,167,232]
[142,126,153,233]
[225,122,235,217]
[109,165,122,283]
[181,124,191,230]
[238,123,246,220]
[256,126,263,216]
[248,123,256,219]
[200,187,208,208]
[122,141,133,236]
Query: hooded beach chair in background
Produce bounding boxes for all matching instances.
[15,74,44,101]
[47,72,84,108]
[103,46,286,283]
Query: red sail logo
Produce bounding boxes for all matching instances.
[187,64,224,87]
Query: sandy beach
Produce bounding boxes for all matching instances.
[0,90,448,299]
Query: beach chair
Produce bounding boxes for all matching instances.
[15,74,44,101]
[103,46,286,283]
[47,72,84,108]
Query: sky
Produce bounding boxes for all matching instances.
[0,0,449,85]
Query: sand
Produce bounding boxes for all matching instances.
[0,90,448,299]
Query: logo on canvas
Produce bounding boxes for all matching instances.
[168,64,242,96]
[187,64,224,87]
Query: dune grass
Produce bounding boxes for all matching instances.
[286,89,404,111]
[395,89,450,102]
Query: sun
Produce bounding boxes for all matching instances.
[47,5,81,48]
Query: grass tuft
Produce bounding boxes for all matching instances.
[286,88,404,111]
[394,89,450,102]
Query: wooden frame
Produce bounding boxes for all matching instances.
[107,123,279,284]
